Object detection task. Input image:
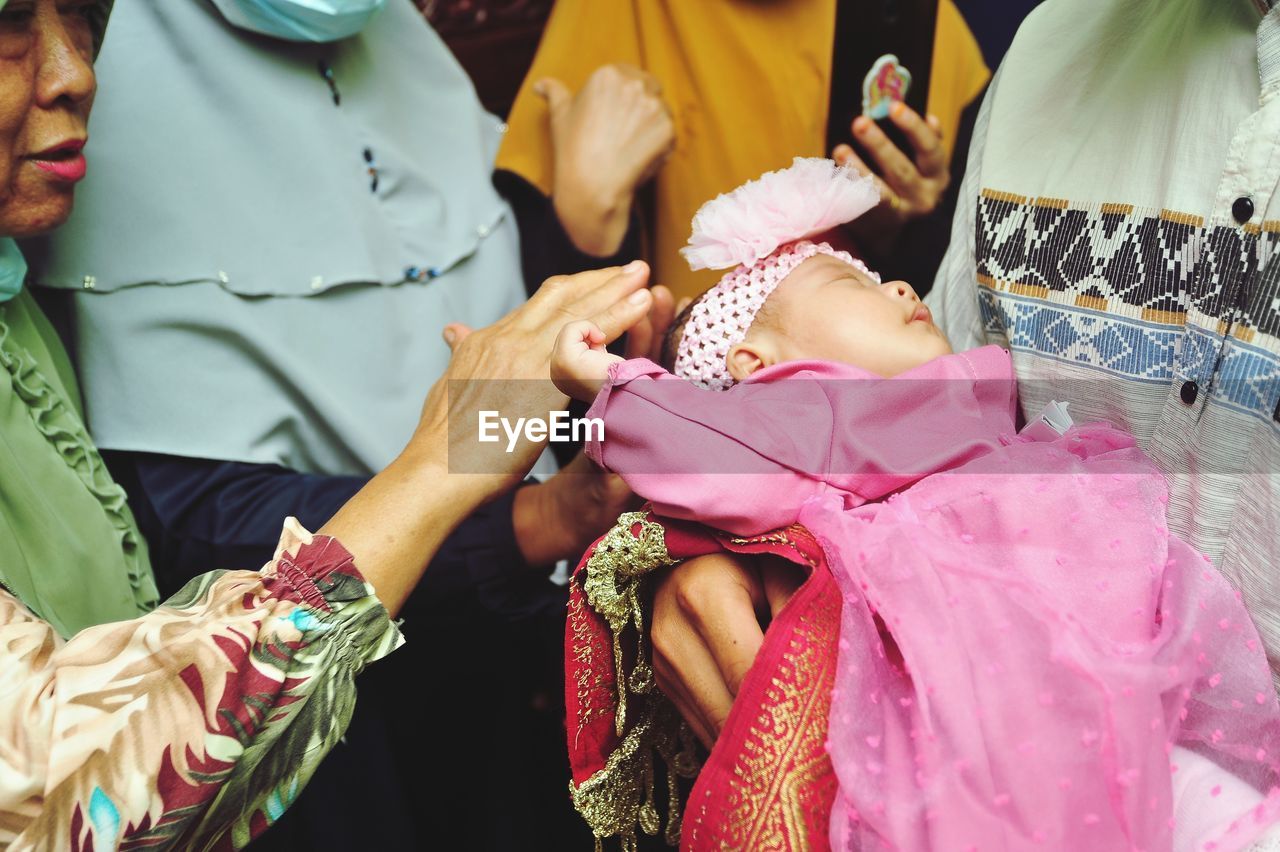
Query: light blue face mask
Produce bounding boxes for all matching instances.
[0,239,28,304]
[209,0,386,43]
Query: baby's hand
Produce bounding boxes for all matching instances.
[552,319,624,402]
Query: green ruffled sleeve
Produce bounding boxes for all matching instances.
[0,288,160,636]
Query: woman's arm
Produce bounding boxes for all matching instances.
[110,453,568,622]
[0,521,398,851]
[0,263,658,849]
[322,262,659,615]
[114,451,632,623]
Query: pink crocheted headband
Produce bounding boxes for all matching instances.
[673,158,880,391]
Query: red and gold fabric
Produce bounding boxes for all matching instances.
[566,510,841,851]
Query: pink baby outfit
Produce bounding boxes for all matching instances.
[584,346,1280,851]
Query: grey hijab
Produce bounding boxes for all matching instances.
[29,0,527,475]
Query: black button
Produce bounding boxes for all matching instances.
[1232,196,1255,225]
[1180,380,1199,404]
[317,59,340,106]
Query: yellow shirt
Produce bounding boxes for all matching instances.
[498,0,990,300]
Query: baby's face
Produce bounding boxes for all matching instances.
[758,254,952,377]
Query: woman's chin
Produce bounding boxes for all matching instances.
[0,192,76,239]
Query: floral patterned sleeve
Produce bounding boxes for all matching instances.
[0,518,403,851]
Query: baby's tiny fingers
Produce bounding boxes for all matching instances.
[555,319,594,350]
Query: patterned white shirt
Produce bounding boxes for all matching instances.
[931,0,1280,678]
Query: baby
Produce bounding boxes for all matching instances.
[554,159,1280,851]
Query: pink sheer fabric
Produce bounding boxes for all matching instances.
[818,427,1280,851]
[586,347,1280,851]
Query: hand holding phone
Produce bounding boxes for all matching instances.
[831,102,949,227]
[826,0,949,229]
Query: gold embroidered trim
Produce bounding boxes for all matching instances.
[573,512,699,849]
[570,699,699,851]
[582,511,677,734]
[570,586,614,740]
[729,530,793,547]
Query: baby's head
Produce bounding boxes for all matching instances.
[667,159,952,389]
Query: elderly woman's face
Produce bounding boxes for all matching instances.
[0,0,95,238]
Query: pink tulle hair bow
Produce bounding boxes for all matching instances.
[674,157,880,390]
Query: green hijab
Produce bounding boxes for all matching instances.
[0,0,160,636]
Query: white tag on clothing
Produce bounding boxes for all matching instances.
[1020,400,1074,441]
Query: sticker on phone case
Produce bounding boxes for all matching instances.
[862,53,912,120]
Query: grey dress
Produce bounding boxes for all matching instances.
[31,0,527,476]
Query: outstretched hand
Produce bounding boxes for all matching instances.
[322,262,661,615]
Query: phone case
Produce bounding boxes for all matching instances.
[827,0,938,165]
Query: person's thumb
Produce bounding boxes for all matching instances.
[534,77,573,127]
[442,323,474,350]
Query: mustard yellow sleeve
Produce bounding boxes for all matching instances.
[495,0,645,196]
